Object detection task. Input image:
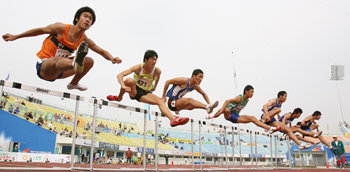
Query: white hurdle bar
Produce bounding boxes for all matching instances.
[0,80,84,101]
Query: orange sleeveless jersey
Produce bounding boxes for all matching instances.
[36,24,86,59]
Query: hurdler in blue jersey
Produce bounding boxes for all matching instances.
[206,85,280,134]
[299,111,332,148]
[161,69,218,115]
[279,108,320,138]
[260,91,310,149]
[261,91,287,124]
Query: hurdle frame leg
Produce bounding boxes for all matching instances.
[89,98,98,170]
[70,96,80,168]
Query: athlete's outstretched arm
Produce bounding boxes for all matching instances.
[262,98,276,121]
[161,77,186,101]
[2,22,64,41]
[86,37,122,64]
[301,116,312,126]
[195,85,210,104]
[117,64,140,92]
[281,113,291,126]
[213,96,240,118]
[151,68,161,92]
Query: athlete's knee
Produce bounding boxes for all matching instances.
[155,97,163,105]
[280,125,288,132]
[186,97,194,102]
[187,106,194,110]
[185,98,195,107]
[84,57,94,68]
[276,108,281,114]
[223,108,231,114]
[124,78,135,85]
[249,116,258,121]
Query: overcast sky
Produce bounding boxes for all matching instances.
[1,0,349,134]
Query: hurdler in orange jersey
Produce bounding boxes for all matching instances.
[2,6,122,91]
[37,24,86,59]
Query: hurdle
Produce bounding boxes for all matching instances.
[0,80,294,171]
[84,98,290,171]
[0,80,84,171]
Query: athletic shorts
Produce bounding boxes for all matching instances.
[36,60,63,82]
[167,99,177,111]
[265,117,277,125]
[130,85,150,102]
[226,111,240,123]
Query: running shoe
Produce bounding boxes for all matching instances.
[107,95,120,101]
[170,117,189,127]
[298,143,312,150]
[266,126,281,134]
[67,83,88,91]
[73,41,88,73]
[206,100,219,114]
[313,141,320,146]
[305,143,313,149]
[205,114,214,120]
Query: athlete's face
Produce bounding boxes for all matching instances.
[145,56,157,67]
[193,73,204,85]
[77,12,93,30]
[279,94,287,103]
[316,115,321,120]
[246,89,254,98]
[294,113,301,118]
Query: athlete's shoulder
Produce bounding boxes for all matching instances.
[45,22,66,34]
[51,22,66,30]
[285,112,292,117]
[51,22,66,27]
[154,66,161,74]
[269,98,277,103]
[303,115,312,121]
[232,95,241,102]
[129,63,142,73]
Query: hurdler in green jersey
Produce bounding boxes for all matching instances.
[207,85,280,134]
[107,50,189,127]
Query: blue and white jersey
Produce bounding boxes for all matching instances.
[279,112,294,125]
[262,98,283,112]
[166,78,195,100]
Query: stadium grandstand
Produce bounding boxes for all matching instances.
[0,81,349,171]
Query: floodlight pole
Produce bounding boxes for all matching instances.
[330,65,345,123]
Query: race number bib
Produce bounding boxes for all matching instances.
[136,77,151,88]
[55,49,72,58]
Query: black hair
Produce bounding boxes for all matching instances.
[192,69,203,77]
[73,6,96,25]
[277,91,287,98]
[312,111,322,116]
[292,108,303,114]
[296,122,302,126]
[243,85,254,95]
[143,50,158,62]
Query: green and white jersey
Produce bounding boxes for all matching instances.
[227,95,248,114]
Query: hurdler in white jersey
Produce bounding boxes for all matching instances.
[161,69,218,115]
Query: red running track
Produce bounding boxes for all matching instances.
[0,162,348,172]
